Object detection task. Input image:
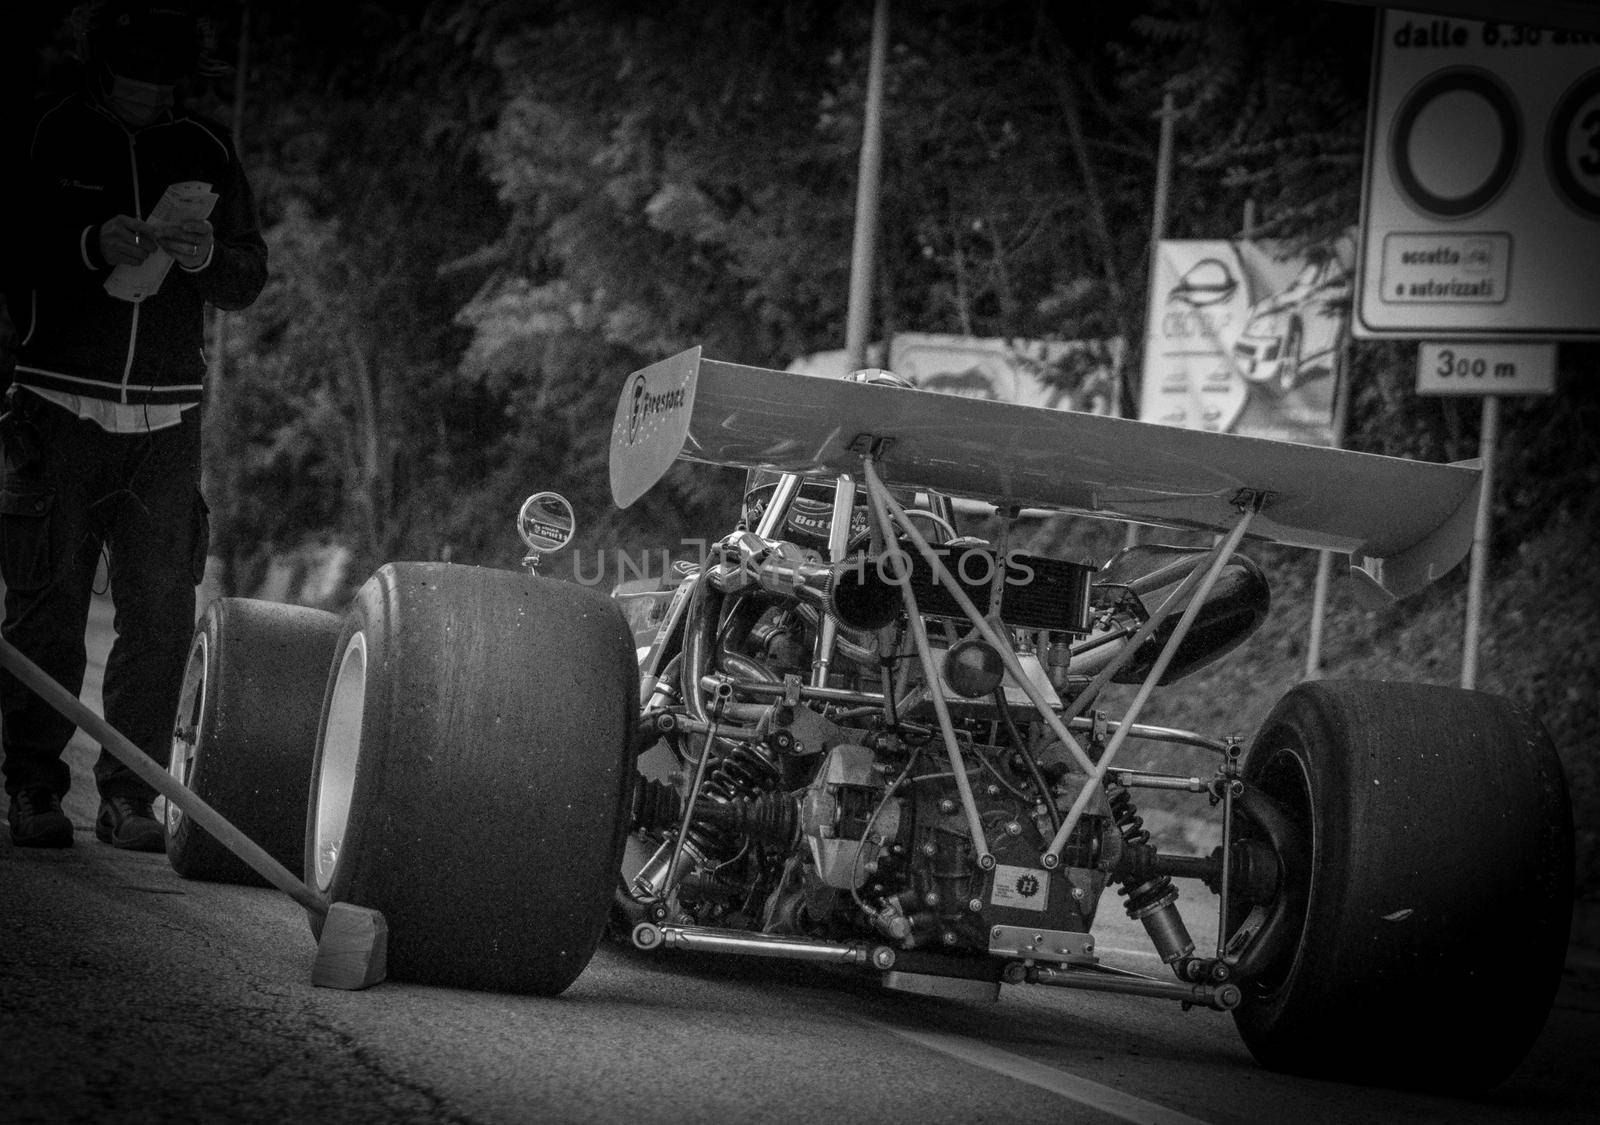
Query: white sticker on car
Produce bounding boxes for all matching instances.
[990,864,1049,912]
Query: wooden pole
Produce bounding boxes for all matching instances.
[1,634,390,988]
[844,0,889,370]
[1461,394,1499,690]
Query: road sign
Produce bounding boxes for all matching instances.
[1416,341,1557,394]
[1355,10,1600,338]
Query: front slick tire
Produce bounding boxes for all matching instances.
[306,563,638,995]
[1231,680,1572,1093]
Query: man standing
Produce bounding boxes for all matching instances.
[2,1,267,850]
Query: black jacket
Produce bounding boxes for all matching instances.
[8,90,267,407]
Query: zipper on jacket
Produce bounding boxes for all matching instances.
[120,131,143,403]
[20,291,38,348]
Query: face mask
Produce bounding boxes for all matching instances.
[104,70,175,125]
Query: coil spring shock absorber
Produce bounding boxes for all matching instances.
[632,739,785,903]
[686,740,783,862]
[1108,788,1195,965]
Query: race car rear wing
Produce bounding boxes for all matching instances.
[609,347,1482,603]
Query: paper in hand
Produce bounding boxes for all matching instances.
[104,181,218,303]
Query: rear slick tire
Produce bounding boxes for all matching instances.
[1229,679,1573,1093]
[166,598,341,884]
[305,563,638,995]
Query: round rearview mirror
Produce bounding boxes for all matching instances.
[517,492,576,555]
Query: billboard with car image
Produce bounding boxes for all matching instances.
[1140,233,1355,444]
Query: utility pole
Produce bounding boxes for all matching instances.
[1130,91,1177,549]
[208,3,250,401]
[844,0,889,370]
[200,3,250,611]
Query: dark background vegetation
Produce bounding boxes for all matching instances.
[5,0,1596,899]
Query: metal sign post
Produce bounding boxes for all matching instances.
[1304,322,1354,679]
[1414,340,1556,688]
[1460,393,1498,690]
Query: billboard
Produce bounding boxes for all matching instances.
[1140,236,1355,445]
[887,334,1124,416]
[784,345,886,380]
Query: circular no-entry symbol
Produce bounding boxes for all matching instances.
[1390,68,1521,219]
[1547,68,1600,219]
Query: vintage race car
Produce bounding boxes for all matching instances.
[165,347,1572,1095]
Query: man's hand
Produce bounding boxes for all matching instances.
[98,215,157,267]
[153,218,214,270]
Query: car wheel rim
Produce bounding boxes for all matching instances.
[1242,745,1315,998]
[166,631,209,836]
[314,632,367,894]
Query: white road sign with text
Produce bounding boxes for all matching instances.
[1356,11,1600,338]
[1416,341,1557,395]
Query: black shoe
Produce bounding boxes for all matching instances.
[8,788,75,848]
[96,796,165,853]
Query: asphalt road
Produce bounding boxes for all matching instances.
[3,593,1598,1124]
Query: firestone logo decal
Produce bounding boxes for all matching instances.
[625,373,688,445]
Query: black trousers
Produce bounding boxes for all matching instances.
[1,393,207,801]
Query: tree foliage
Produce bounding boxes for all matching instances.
[201,0,512,587]
[14,0,1591,596]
